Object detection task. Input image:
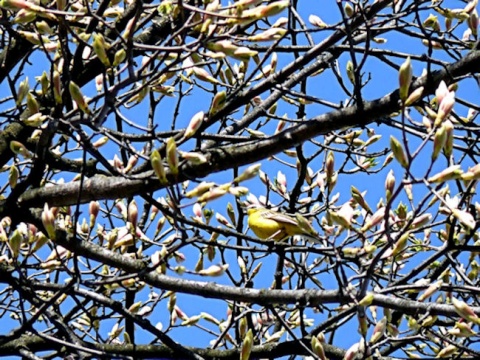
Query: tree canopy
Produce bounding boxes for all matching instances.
[2,0,480,358]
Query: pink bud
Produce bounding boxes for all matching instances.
[435,81,449,107]
[344,340,365,360]
[370,317,387,344]
[41,203,56,240]
[115,200,127,220]
[197,187,229,204]
[405,86,424,106]
[128,200,138,228]
[361,207,385,232]
[124,154,138,174]
[198,264,229,276]
[435,90,455,126]
[184,111,204,139]
[385,169,395,200]
[193,203,203,218]
[112,154,124,172]
[192,67,220,85]
[247,28,287,42]
[92,136,108,148]
[228,186,249,197]
[185,182,215,198]
[330,203,354,228]
[89,201,100,226]
[276,171,287,194]
[215,213,234,228]
[452,297,480,324]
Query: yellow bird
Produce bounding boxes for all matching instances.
[246,207,319,242]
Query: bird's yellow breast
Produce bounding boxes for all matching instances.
[247,208,289,241]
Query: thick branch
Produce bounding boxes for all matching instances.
[42,229,480,320]
[16,50,480,208]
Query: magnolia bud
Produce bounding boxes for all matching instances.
[361,207,385,232]
[113,48,126,67]
[435,91,455,127]
[192,67,220,84]
[89,201,100,227]
[198,264,229,276]
[309,14,327,28]
[128,199,138,229]
[92,33,111,67]
[166,137,179,176]
[432,122,447,161]
[10,141,31,159]
[184,111,204,139]
[452,297,480,324]
[391,231,410,257]
[69,81,91,114]
[260,0,289,17]
[399,56,412,102]
[405,86,424,106]
[390,136,409,168]
[344,2,354,17]
[358,292,374,306]
[232,46,259,61]
[370,317,387,344]
[423,14,440,31]
[418,280,442,302]
[209,91,227,115]
[197,187,229,204]
[247,28,287,42]
[185,181,215,199]
[452,208,476,230]
[346,60,355,84]
[385,169,395,202]
[9,229,23,258]
[311,336,326,360]
[443,120,454,158]
[351,186,372,214]
[53,70,62,104]
[295,213,317,236]
[448,321,476,337]
[16,77,29,106]
[151,149,168,184]
[325,151,334,180]
[427,165,462,183]
[92,136,108,148]
[234,163,261,183]
[436,344,458,358]
[41,203,56,240]
[240,329,253,360]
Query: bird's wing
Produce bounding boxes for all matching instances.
[261,211,298,225]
